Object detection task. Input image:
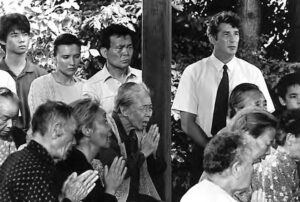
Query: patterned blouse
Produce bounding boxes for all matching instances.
[251,147,300,202]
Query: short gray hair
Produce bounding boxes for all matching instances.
[114,82,150,112]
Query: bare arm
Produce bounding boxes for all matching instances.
[180,111,209,148]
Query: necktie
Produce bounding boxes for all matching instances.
[211,65,229,135]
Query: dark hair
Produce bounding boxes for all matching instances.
[53,33,82,56]
[0,13,30,42]
[114,82,151,112]
[207,11,241,38]
[69,98,103,143]
[203,131,248,174]
[32,101,74,136]
[100,24,134,49]
[276,109,300,146]
[229,83,262,118]
[228,107,277,138]
[275,72,300,101]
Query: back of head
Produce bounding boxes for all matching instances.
[276,108,300,146]
[100,24,135,49]
[0,13,30,42]
[69,98,102,143]
[203,131,247,174]
[229,83,261,117]
[228,107,277,138]
[53,33,81,56]
[114,82,150,112]
[275,72,300,100]
[31,101,74,136]
[207,11,241,38]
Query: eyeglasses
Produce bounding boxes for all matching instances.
[138,104,153,113]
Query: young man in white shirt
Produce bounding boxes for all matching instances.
[172,11,274,185]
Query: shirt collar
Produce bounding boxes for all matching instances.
[0,57,35,75]
[210,54,236,72]
[103,63,138,82]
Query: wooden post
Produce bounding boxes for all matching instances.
[238,0,261,51]
[287,0,300,61]
[142,1,171,202]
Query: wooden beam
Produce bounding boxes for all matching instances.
[142,0,171,202]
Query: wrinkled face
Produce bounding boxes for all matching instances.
[211,23,239,60]
[0,98,18,136]
[53,117,76,161]
[250,127,276,162]
[90,109,111,149]
[55,44,81,77]
[281,84,300,110]
[124,92,152,131]
[105,35,133,70]
[3,29,30,54]
[240,90,267,111]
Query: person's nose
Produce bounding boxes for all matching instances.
[6,119,13,129]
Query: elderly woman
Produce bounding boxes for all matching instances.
[251,109,300,201]
[56,98,127,202]
[99,82,166,202]
[181,131,266,202]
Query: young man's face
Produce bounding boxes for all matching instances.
[3,29,30,54]
[103,35,133,71]
[55,44,81,77]
[280,84,300,110]
[210,23,239,60]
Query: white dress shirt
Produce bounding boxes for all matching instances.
[172,54,274,137]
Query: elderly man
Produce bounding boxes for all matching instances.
[0,87,26,165]
[0,101,98,202]
[83,24,142,114]
[181,132,265,202]
[101,82,165,202]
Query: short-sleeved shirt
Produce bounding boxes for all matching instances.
[28,73,85,116]
[180,179,238,202]
[82,65,142,114]
[0,70,16,94]
[172,55,274,137]
[0,58,47,130]
[0,140,59,201]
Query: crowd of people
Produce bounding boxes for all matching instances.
[0,9,299,202]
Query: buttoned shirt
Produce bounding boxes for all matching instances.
[0,58,47,130]
[181,179,238,202]
[82,65,142,114]
[0,70,16,94]
[0,140,59,202]
[172,55,274,137]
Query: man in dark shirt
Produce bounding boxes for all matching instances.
[0,101,98,201]
[0,13,47,131]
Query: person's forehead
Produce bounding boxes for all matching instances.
[0,98,18,116]
[56,44,81,54]
[243,90,264,100]
[217,23,239,32]
[109,35,132,44]
[287,84,300,93]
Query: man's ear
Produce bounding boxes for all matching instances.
[100,47,108,59]
[120,106,128,117]
[285,133,295,146]
[279,96,286,106]
[208,34,217,45]
[52,122,64,139]
[231,161,241,178]
[0,40,6,46]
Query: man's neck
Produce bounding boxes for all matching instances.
[106,63,129,83]
[213,51,234,64]
[52,71,75,86]
[5,53,27,75]
[207,173,235,196]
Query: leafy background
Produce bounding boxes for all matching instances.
[1,0,300,201]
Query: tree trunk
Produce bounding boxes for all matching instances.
[238,0,261,51]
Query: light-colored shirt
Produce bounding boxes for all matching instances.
[0,139,17,166]
[181,179,237,202]
[82,66,142,114]
[172,55,274,137]
[0,70,16,94]
[28,73,85,115]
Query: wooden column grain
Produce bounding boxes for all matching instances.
[142,0,171,202]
